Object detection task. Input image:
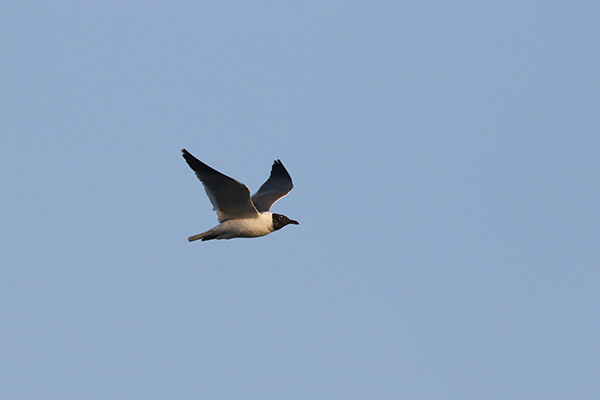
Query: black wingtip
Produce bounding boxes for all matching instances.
[181,148,201,170]
[270,159,292,184]
[181,148,198,163]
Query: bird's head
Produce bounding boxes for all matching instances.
[271,213,299,231]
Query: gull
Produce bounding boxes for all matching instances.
[181,149,299,241]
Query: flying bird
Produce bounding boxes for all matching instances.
[181,149,299,241]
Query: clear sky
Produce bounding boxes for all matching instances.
[1,1,598,399]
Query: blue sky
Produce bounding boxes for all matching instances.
[1,1,598,398]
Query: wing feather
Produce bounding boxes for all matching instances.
[182,149,259,222]
[251,160,294,212]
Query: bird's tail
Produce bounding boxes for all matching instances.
[188,230,218,242]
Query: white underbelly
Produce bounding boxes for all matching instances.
[216,215,273,239]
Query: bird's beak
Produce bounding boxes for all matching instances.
[290,219,299,225]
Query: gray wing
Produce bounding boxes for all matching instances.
[182,149,260,222]
[251,159,294,212]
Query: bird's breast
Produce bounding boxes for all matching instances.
[219,214,273,238]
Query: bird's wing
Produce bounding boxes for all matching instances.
[182,149,260,222]
[251,160,294,212]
